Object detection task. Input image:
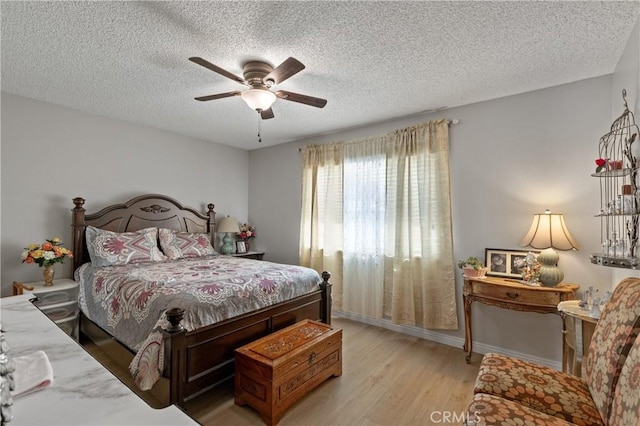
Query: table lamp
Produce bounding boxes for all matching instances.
[520,209,578,286]
[217,216,240,255]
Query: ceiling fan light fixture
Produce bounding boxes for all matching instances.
[241,89,276,111]
[190,57,326,117]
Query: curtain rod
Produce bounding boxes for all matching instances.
[296,119,460,152]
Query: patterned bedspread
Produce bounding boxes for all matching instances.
[76,255,321,389]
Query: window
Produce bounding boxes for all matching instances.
[300,120,457,329]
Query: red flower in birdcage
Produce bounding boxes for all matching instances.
[595,158,608,173]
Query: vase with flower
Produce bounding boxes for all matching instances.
[237,223,256,252]
[21,238,73,286]
[520,252,541,286]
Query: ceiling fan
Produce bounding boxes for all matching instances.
[189,56,327,120]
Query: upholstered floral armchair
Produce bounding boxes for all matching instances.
[466,277,640,426]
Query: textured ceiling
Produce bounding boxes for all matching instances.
[2,1,639,150]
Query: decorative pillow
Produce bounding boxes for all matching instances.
[158,228,217,260]
[86,226,166,267]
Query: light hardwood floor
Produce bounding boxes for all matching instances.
[85,317,480,425]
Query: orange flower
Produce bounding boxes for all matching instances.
[22,238,72,267]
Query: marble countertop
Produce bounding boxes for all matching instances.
[1,294,197,425]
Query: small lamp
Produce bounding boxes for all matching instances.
[217,216,240,255]
[520,209,578,286]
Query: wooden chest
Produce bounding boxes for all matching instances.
[234,319,342,425]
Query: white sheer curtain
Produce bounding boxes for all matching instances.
[342,140,387,319]
[300,120,457,329]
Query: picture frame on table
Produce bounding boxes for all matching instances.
[236,241,247,254]
[485,248,539,278]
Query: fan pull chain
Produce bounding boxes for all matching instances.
[257,112,262,143]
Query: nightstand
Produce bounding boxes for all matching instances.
[558,300,599,376]
[12,278,79,338]
[232,251,265,260]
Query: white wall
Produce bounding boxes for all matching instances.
[249,76,615,364]
[612,18,639,119]
[611,18,640,285]
[1,93,249,296]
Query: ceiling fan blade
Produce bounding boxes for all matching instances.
[189,57,246,85]
[276,90,327,108]
[264,57,305,85]
[194,91,242,102]
[260,108,275,120]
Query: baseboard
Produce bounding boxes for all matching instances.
[332,311,561,371]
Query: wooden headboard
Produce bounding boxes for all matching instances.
[71,194,216,271]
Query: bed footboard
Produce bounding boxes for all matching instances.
[162,271,332,406]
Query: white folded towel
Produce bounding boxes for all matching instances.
[12,350,53,398]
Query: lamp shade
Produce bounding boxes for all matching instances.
[217,216,240,234]
[241,89,276,111]
[520,210,578,251]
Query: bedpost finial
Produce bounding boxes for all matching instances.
[207,203,215,212]
[165,308,185,333]
[72,197,85,209]
[321,271,331,283]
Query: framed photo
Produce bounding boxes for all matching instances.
[485,248,539,278]
[236,241,247,254]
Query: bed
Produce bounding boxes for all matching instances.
[71,194,332,408]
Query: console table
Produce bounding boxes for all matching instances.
[463,276,579,364]
[1,294,196,425]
